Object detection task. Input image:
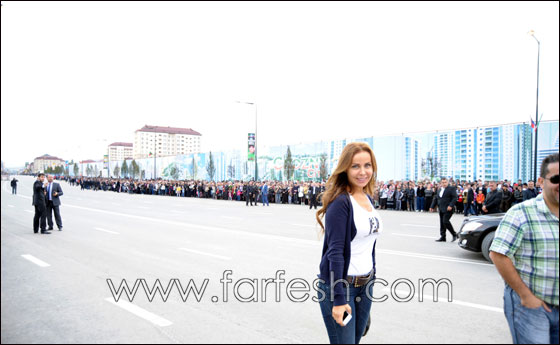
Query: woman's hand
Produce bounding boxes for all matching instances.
[332,304,352,326]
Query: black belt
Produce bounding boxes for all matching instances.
[346,270,375,287]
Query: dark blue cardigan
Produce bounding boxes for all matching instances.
[318,192,377,306]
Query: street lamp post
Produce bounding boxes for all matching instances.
[237,101,258,181]
[528,30,540,181]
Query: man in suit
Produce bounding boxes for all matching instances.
[430,177,458,242]
[483,181,503,214]
[309,182,320,210]
[32,173,50,234]
[245,181,255,206]
[45,175,64,231]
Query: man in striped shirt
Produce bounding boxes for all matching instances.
[490,153,559,344]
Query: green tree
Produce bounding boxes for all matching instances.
[86,165,92,177]
[192,156,197,179]
[319,153,328,182]
[73,163,79,176]
[284,146,295,181]
[206,151,216,181]
[131,160,140,179]
[121,159,129,178]
[113,164,120,178]
[227,161,235,180]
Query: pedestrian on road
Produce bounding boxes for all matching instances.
[32,173,49,234]
[490,153,559,344]
[11,177,18,194]
[309,182,320,210]
[316,142,381,344]
[45,175,64,231]
[430,177,458,242]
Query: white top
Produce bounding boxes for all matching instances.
[348,194,382,276]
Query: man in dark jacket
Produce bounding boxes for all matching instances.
[522,180,538,201]
[483,181,503,214]
[430,177,458,242]
[464,183,476,216]
[11,177,18,194]
[32,173,50,234]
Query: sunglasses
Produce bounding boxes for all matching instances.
[544,174,560,184]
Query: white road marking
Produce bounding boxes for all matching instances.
[21,254,50,267]
[290,223,316,228]
[391,233,435,239]
[94,227,120,235]
[25,210,33,213]
[379,249,493,266]
[104,298,173,327]
[221,216,242,220]
[381,288,502,313]
[58,203,488,266]
[179,248,231,260]
[8,205,15,207]
[401,224,438,228]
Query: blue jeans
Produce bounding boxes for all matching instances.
[504,285,559,344]
[416,197,425,211]
[317,279,374,344]
[262,194,269,206]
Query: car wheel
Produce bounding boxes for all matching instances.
[481,231,495,263]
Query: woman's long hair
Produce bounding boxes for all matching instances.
[316,142,377,234]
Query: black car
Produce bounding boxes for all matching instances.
[457,213,505,262]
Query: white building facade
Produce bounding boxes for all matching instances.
[133,125,202,159]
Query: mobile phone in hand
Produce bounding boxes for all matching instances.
[342,311,352,326]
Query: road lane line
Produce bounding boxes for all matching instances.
[179,248,231,260]
[25,210,33,213]
[401,224,438,228]
[381,288,502,313]
[8,205,15,207]
[290,223,316,228]
[94,227,120,235]
[21,254,50,267]
[391,233,435,239]
[58,203,489,266]
[104,298,173,327]
[379,249,493,266]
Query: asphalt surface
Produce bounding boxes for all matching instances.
[1,176,511,343]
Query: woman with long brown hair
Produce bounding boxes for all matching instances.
[316,142,382,344]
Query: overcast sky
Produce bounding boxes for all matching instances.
[1,1,558,167]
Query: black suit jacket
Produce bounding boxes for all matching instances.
[32,180,46,208]
[430,186,458,211]
[308,186,319,197]
[46,182,64,206]
[467,189,475,204]
[484,189,503,214]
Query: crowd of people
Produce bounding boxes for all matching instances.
[373,178,541,215]
[64,177,326,208]
[59,175,542,215]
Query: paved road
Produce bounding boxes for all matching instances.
[1,176,511,343]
